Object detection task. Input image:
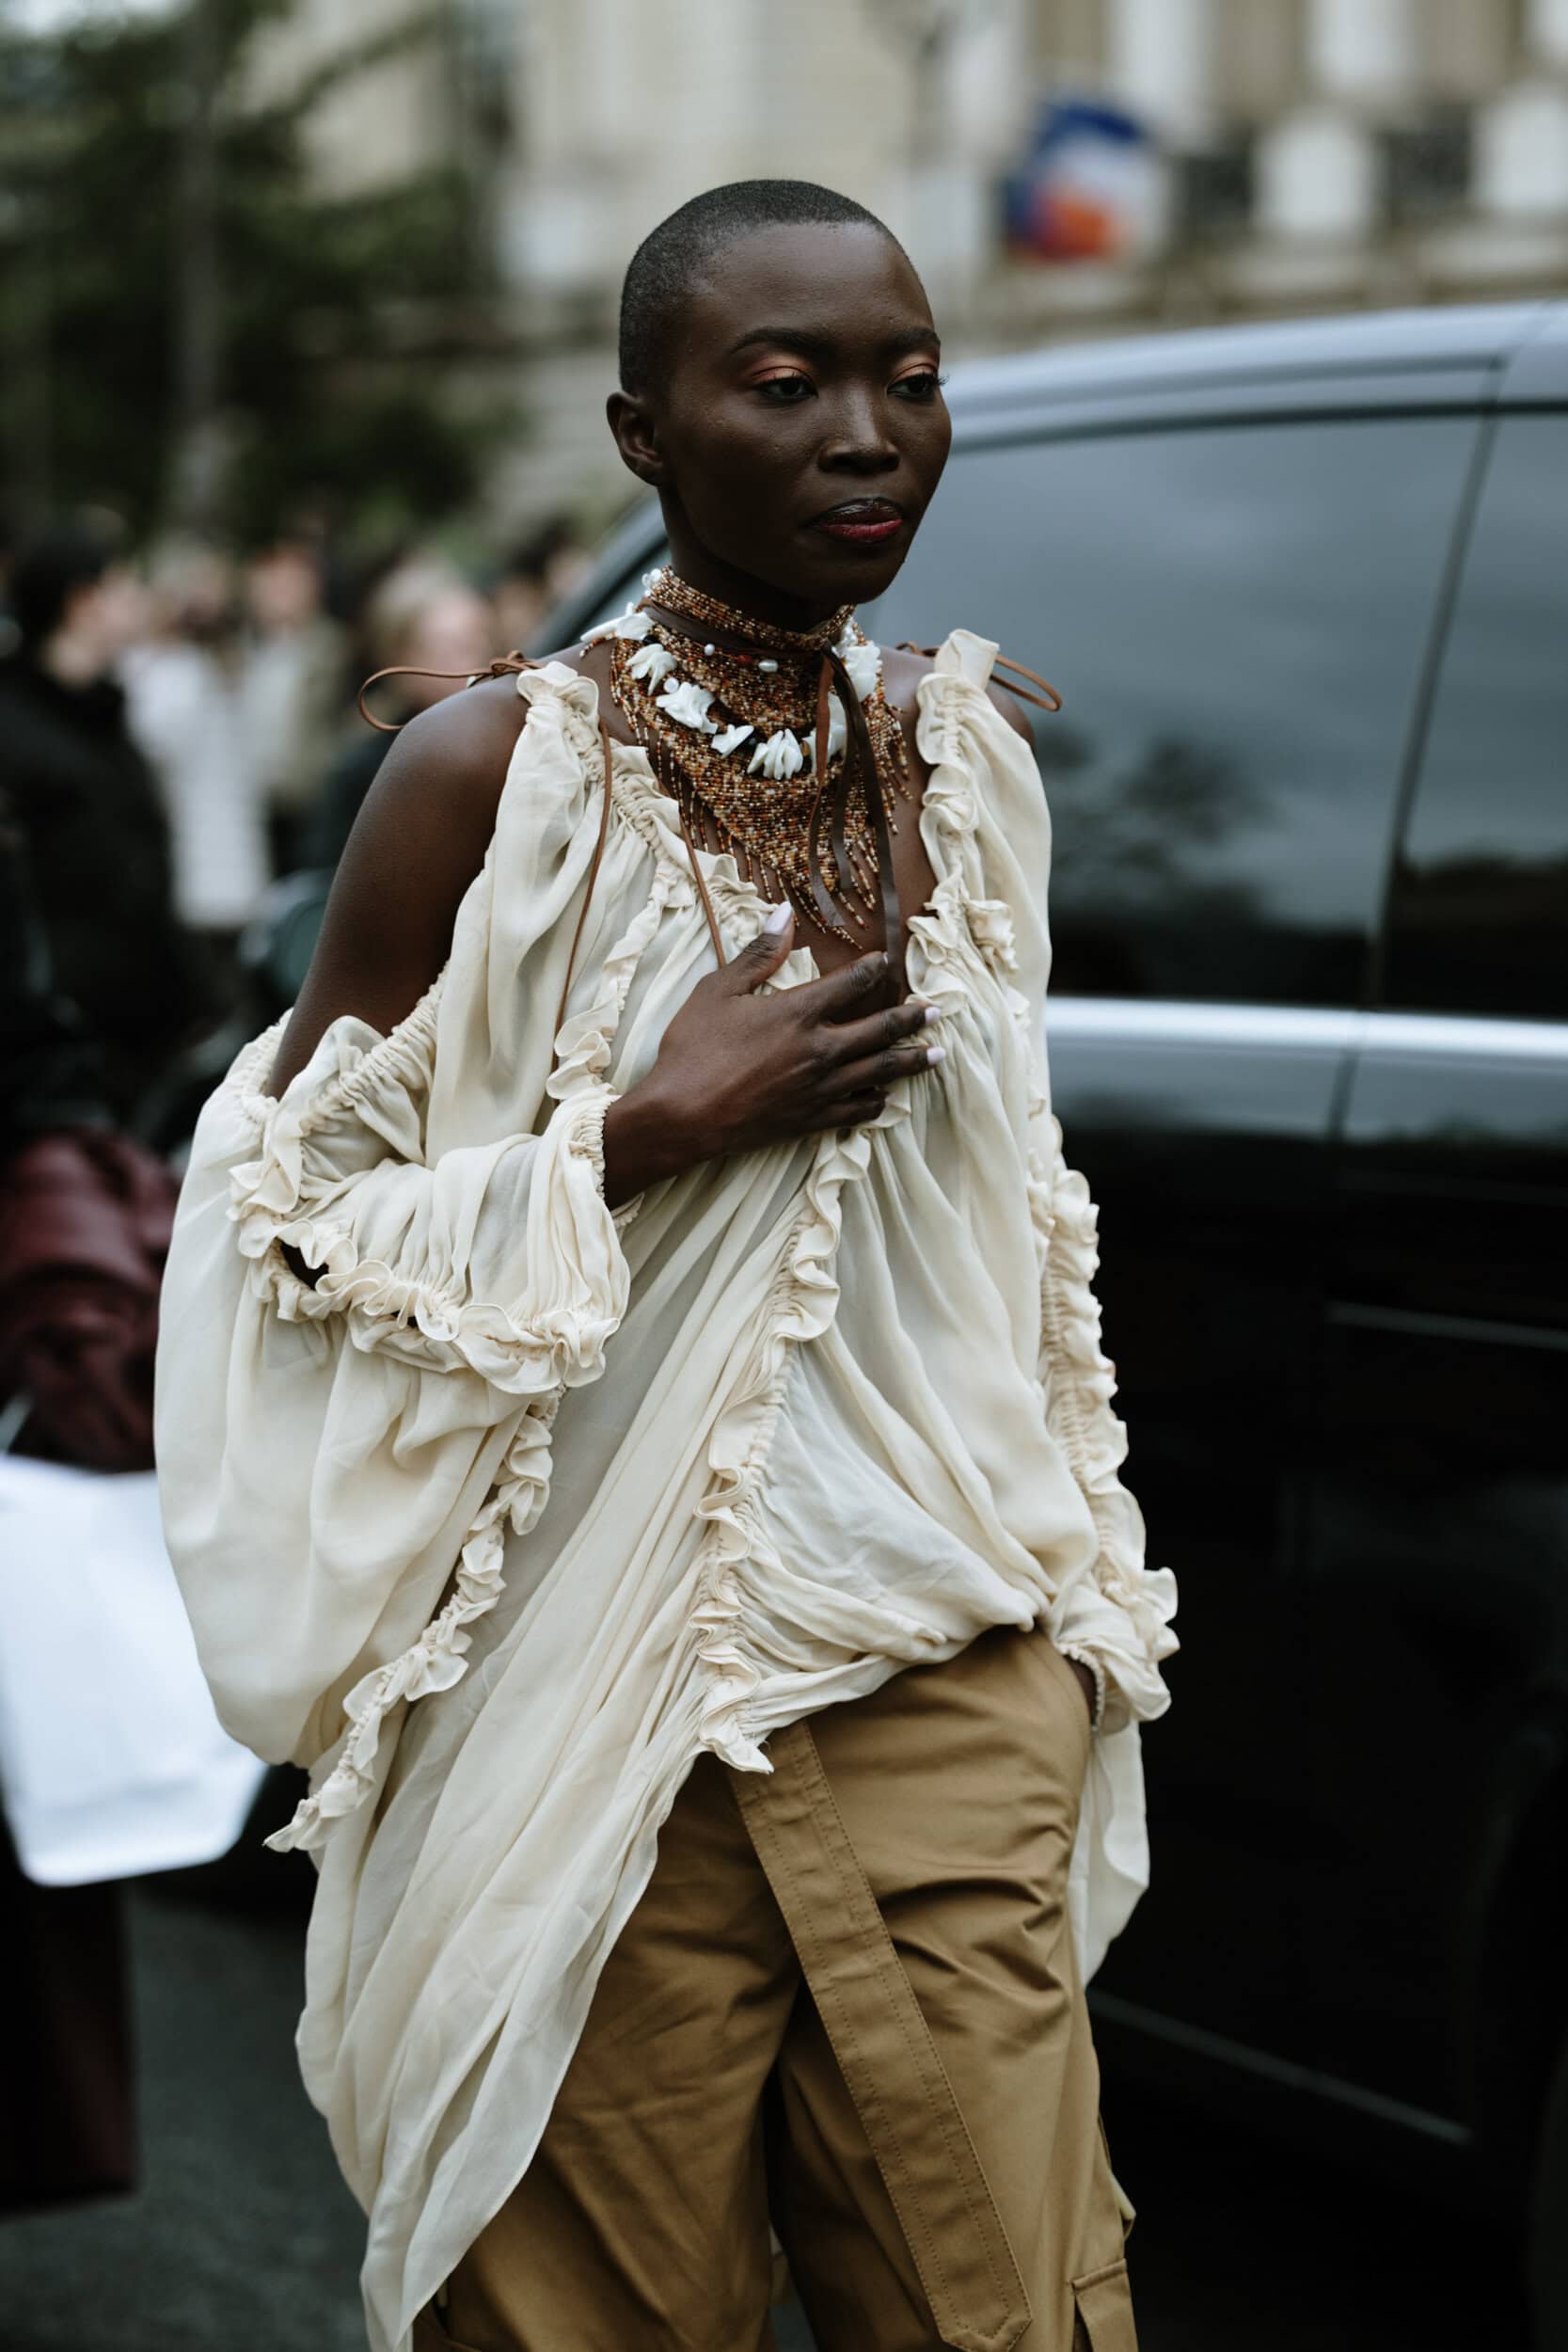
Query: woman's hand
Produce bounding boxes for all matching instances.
[601,907,941,1209]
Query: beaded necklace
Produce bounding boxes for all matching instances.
[589,566,913,946]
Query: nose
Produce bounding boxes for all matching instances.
[819,386,899,475]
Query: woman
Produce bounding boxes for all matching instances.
[156,181,1178,2352]
[305,557,497,873]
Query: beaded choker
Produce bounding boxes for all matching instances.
[587,566,913,949]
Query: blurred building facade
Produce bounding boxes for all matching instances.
[250,0,1568,521]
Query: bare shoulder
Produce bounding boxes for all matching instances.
[877,640,1034,743]
[267,647,602,1095]
[355,675,526,857]
[327,637,611,889]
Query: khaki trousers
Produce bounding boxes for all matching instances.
[415,1625,1138,2352]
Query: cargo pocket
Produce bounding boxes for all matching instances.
[1069,2254,1138,2351]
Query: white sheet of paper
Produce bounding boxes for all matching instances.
[0,1455,265,1885]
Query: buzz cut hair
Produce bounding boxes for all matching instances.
[617,179,906,395]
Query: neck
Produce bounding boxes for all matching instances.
[659,529,844,636]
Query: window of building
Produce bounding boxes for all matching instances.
[1384,415,1568,1023]
[865,416,1477,1003]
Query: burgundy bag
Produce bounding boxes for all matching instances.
[0,1127,179,1474]
[0,1128,169,2206]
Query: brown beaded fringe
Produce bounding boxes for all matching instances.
[609,570,912,945]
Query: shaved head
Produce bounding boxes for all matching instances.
[618,180,908,396]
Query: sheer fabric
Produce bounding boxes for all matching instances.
[155,633,1178,2352]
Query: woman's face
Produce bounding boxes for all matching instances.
[610,221,951,629]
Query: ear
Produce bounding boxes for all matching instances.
[606,390,667,489]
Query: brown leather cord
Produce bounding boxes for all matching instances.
[355,657,539,733]
[673,791,731,978]
[896,644,1063,716]
[814,652,834,928]
[647,602,906,1004]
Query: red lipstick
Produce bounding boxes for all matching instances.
[810,499,905,545]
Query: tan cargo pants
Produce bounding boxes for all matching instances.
[414,1623,1138,2352]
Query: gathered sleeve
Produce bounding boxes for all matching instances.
[925,631,1180,1739]
[154,669,639,1847]
[1032,1118,1180,1735]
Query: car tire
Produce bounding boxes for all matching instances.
[1528,2026,1568,2350]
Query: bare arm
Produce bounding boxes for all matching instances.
[269,677,526,1098]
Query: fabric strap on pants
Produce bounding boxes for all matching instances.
[729,1718,1033,2352]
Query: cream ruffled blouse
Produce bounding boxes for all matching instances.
[155,631,1179,2352]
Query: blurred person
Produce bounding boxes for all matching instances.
[489,512,592,657]
[0,882,174,1472]
[0,784,184,2217]
[0,527,205,2228]
[0,520,199,1119]
[124,541,271,1001]
[156,183,1177,2352]
[240,534,348,874]
[305,556,493,870]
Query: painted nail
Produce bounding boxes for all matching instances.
[763,900,793,934]
[926,1044,946,1066]
[920,1003,940,1025]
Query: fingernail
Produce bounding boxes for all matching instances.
[926,1044,946,1066]
[763,900,793,935]
[921,1003,940,1025]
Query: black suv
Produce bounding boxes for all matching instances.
[550,299,1568,2341]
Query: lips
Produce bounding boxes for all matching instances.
[810,499,906,546]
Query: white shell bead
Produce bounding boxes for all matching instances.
[758,658,779,673]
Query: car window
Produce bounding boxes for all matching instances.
[1383,415,1568,1023]
[863,418,1477,1004]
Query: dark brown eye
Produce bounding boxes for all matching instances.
[754,374,815,404]
[892,371,943,403]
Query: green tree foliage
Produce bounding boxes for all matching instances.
[0,0,509,546]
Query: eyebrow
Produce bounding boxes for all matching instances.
[726,324,942,362]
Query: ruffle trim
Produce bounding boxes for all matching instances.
[689,1117,876,1772]
[912,631,1025,993]
[232,675,684,1856]
[264,1393,561,1852]
[241,1060,631,1854]
[222,953,633,1392]
[232,978,445,1141]
[682,635,1037,1766]
[229,1083,626,1395]
[1036,1112,1180,1726]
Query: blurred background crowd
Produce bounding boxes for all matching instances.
[1,509,589,1090]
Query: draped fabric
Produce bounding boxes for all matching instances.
[155,633,1178,2352]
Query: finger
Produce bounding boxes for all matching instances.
[805,1089,886,1133]
[820,996,938,1067]
[725,899,797,993]
[794,949,891,1021]
[829,1041,944,1098]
